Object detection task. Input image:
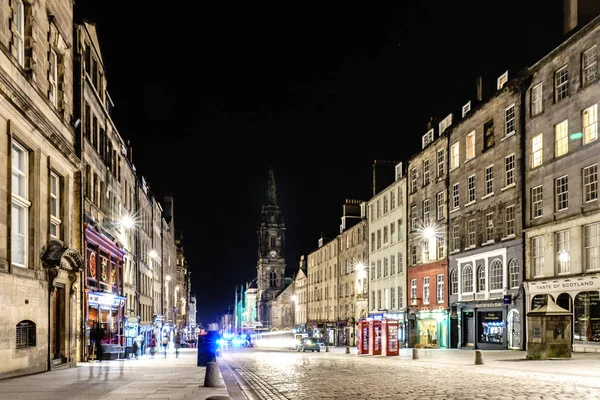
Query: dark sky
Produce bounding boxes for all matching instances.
[74,1,564,325]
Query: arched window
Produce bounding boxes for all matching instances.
[16,320,36,349]
[477,265,485,292]
[450,270,458,295]
[462,264,473,293]
[490,259,503,290]
[269,271,277,287]
[509,259,520,289]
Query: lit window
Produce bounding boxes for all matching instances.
[451,142,460,169]
[555,175,569,211]
[531,185,543,218]
[466,131,475,160]
[554,119,569,158]
[583,104,598,144]
[556,230,570,274]
[531,134,543,168]
[423,277,430,304]
[583,164,598,203]
[555,66,569,102]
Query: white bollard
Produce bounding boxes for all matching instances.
[412,348,419,359]
[474,350,484,365]
[203,361,221,387]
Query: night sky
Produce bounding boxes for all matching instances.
[74,1,564,325]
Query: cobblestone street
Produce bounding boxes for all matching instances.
[221,347,600,400]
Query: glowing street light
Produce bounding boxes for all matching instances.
[165,274,171,281]
[149,249,158,259]
[291,295,297,302]
[559,251,569,263]
[121,214,135,229]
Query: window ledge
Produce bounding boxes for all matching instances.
[450,207,460,214]
[481,192,495,200]
[464,156,476,165]
[465,200,476,207]
[449,250,460,255]
[501,234,516,241]
[501,183,516,192]
[482,240,495,246]
[501,132,516,142]
[450,166,459,173]
[465,245,476,250]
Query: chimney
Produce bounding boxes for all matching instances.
[127,140,133,163]
[163,193,174,226]
[476,73,493,102]
[372,160,397,197]
[563,0,600,37]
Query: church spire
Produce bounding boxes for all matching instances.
[266,164,277,206]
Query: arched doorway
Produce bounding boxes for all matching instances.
[507,309,521,349]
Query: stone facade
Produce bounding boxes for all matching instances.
[523,15,600,352]
[307,237,338,344]
[0,0,82,379]
[447,74,525,350]
[367,166,407,343]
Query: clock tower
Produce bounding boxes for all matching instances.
[256,165,286,328]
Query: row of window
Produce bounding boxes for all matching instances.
[370,186,404,220]
[448,205,516,253]
[408,275,445,305]
[450,259,519,295]
[531,104,598,169]
[371,220,403,251]
[531,223,600,277]
[372,285,406,310]
[410,149,445,193]
[369,252,404,280]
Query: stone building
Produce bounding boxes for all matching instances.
[0,0,83,378]
[151,197,164,333]
[293,256,308,331]
[367,162,407,344]
[256,166,292,330]
[406,120,449,348]
[448,73,525,350]
[137,177,154,342]
[175,231,191,338]
[336,201,368,346]
[523,11,600,352]
[307,236,338,345]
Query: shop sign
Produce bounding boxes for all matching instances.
[88,293,122,307]
[527,275,600,296]
[474,302,503,308]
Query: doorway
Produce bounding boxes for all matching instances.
[52,285,66,362]
[463,311,474,347]
[507,309,521,349]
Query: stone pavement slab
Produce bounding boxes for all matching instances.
[0,349,238,400]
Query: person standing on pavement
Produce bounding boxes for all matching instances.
[174,331,182,358]
[162,334,169,358]
[149,333,157,358]
[132,340,139,359]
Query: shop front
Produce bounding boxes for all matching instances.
[525,274,600,352]
[415,310,448,348]
[454,300,519,350]
[84,223,126,360]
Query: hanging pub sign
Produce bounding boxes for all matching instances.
[88,251,97,279]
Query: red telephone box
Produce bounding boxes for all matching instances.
[369,320,382,355]
[358,320,369,354]
[382,319,399,356]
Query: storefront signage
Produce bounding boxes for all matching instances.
[89,293,123,307]
[474,302,503,308]
[527,275,600,296]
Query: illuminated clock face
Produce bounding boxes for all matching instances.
[269,250,277,258]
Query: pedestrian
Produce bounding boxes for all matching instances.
[162,334,169,358]
[132,339,139,359]
[174,331,182,358]
[94,323,105,362]
[149,333,157,358]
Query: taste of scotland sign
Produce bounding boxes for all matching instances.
[526,274,600,296]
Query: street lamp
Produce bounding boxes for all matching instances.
[121,214,135,229]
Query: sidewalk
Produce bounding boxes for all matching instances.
[0,348,240,400]
[324,345,600,378]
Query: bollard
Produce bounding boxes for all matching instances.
[204,361,221,387]
[412,348,419,359]
[474,350,484,365]
[345,346,350,354]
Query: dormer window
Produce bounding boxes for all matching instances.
[422,129,434,149]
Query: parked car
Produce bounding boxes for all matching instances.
[297,337,320,352]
